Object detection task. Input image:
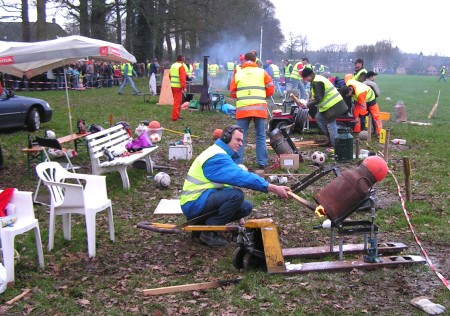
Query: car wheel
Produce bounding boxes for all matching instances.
[26,107,41,132]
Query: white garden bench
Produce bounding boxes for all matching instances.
[85,124,158,189]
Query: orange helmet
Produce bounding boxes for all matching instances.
[344,73,353,83]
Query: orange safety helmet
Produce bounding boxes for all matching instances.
[344,73,353,83]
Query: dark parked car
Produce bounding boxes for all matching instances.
[0,89,53,131]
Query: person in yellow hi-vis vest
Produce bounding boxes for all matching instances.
[169,54,187,121]
[342,78,383,136]
[207,62,219,89]
[180,124,291,247]
[301,68,348,148]
[118,62,140,95]
[229,52,274,169]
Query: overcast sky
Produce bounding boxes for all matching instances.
[271,0,448,57]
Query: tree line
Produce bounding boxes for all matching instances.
[2,0,449,72]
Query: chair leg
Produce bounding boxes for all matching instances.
[85,213,97,257]
[108,206,115,242]
[48,210,56,251]
[118,169,130,190]
[1,234,15,284]
[33,226,45,268]
[62,213,72,241]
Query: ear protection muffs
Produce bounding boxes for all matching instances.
[221,125,241,144]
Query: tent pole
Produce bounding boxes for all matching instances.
[63,65,73,134]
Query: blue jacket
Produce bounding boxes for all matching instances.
[181,138,269,219]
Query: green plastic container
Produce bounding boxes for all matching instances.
[335,128,354,161]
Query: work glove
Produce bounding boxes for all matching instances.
[410,296,446,315]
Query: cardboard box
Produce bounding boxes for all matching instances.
[169,144,193,160]
[279,154,299,169]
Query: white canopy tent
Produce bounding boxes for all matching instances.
[0,35,136,78]
[0,35,137,132]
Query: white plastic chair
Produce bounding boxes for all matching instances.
[0,190,44,284]
[35,161,114,257]
[33,136,80,205]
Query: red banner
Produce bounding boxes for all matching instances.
[0,56,14,65]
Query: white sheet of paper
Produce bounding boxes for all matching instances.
[153,199,183,214]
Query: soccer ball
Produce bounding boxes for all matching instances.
[359,130,368,140]
[44,130,56,139]
[311,151,326,165]
[154,172,170,188]
[150,133,161,143]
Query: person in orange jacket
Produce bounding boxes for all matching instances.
[229,52,274,168]
[342,78,383,135]
[169,54,187,121]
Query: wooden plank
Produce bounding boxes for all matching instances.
[282,242,408,259]
[277,255,426,274]
[143,279,241,296]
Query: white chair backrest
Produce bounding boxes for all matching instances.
[8,190,35,220]
[35,162,70,207]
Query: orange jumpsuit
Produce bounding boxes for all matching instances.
[169,62,187,121]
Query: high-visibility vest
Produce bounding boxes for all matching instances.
[353,68,367,81]
[184,63,193,76]
[180,144,231,205]
[170,63,183,87]
[284,64,293,79]
[234,67,268,118]
[347,79,375,103]
[311,75,344,112]
[270,64,280,78]
[290,62,303,81]
[227,62,235,71]
[208,64,218,77]
[120,63,133,76]
[194,62,200,70]
[319,64,325,72]
[235,65,242,72]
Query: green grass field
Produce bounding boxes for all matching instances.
[0,74,449,315]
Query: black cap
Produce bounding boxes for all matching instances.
[301,67,314,78]
[302,57,308,61]
[355,58,364,64]
[367,71,378,77]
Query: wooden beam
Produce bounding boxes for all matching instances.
[143,279,241,296]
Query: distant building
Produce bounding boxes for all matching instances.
[0,20,67,42]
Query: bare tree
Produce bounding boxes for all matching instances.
[36,0,47,41]
[21,0,30,41]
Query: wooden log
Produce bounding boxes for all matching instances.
[143,279,241,296]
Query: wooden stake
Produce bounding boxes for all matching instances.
[6,288,32,305]
[109,114,114,127]
[143,279,241,296]
[403,157,412,203]
[428,90,440,119]
[383,129,390,161]
[366,118,372,142]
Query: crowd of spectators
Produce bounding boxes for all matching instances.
[1,59,160,91]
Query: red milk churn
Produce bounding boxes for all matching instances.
[313,156,388,227]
